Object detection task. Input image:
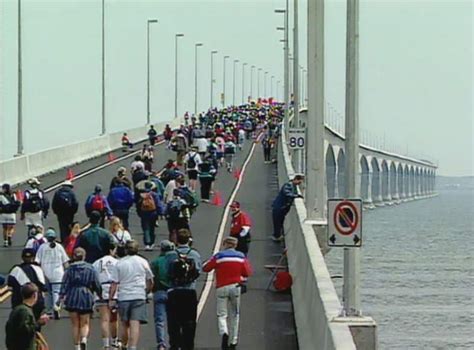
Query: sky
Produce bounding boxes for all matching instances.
[0,0,472,176]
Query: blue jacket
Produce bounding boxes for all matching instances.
[107,185,134,212]
[272,181,300,211]
[85,193,113,217]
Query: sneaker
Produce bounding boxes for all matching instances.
[3,240,8,247]
[271,235,284,242]
[145,245,152,251]
[229,344,237,349]
[7,237,12,246]
[221,333,229,350]
[202,199,210,203]
[53,309,60,320]
[111,338,121,349]
[80,342,87,350]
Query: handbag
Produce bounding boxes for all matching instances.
[35,331,49,350]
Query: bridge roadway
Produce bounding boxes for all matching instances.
[0,138,298,349]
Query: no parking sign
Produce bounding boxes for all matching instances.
[328,199,363,247]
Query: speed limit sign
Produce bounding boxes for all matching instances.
[288,128,306,149]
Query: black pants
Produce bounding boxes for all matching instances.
[272,208,289,238]
[57,213,74,243]
[263,147,271,161]
[167,219,190,243]
[236,235,250,256]
[167,289,197,350]
[199,177,213,200]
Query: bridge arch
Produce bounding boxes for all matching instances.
[381,160,391,202]
[415,167,421,196]
[404,164,410,198]
[326,144,337,199]
[397,163,404,200]
[371,157,383,205]
[337,149,346,198]
[409,166,415,198]
[389,161,398,201]
[360,155,371,205]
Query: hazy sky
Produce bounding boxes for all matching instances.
[1,0,472,176]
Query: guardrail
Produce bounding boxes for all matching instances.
[0,119,182,186]
[277,130,357,350]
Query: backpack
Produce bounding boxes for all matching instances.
[187,153,197,169]
[113,232,127,258]
[170,249,199,286]
[55,189,74,211]
[29,236,47,253]
[140,193,156,212]
[90,194,105,212]
[166,200,184,220]
[225,143,236,154]
[180,188,199,210]
[27,191,43,213]
[0,194,20,214]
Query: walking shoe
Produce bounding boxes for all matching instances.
[7,237,12,246]
[145,245,152,251]
[229,344,237,349]
[111,338,121,349]
[80,342,87,350]
[3,240,8,247]
[271,235,284,242]
[221,333,229,350]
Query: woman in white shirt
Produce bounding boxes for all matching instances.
[35,228,69,319]
[109,217,132,258]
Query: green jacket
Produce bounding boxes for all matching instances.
[151,251,175,291]
[5,304,37,350]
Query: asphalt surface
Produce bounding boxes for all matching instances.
[0,138,297,349]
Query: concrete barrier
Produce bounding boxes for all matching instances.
[277,132,357,350]
[0,119,182,186]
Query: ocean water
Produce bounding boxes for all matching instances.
[325,189,474,349]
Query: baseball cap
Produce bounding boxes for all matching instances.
[45,229,57,239]
[230,201,240,209]
[160,240,175,252]
[22,248,36,259]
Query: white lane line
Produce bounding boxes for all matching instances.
[197,134,262,320]
[44,140,165,193]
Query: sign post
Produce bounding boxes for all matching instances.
[328,199,362,247]
[287,128,306,150]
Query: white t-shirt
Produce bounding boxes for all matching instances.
[164,180,177,204]
[110,230,132,246]
[110,255,153,301]
[93,255,118,300]
[35,243,69,283]
[195,138,209,153]
[184,152,202,171]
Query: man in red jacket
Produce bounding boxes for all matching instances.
[229,201,252,255]
[203,237,252,350]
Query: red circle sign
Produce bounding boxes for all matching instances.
[333,201,359,236]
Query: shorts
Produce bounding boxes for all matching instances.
[65,308,93,315]
[118,300,148,324]
[2,224,14,229]
[187,170,198,180]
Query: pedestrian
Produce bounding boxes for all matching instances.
[229,201,252,255]
[163,174,184,204]
[130,155,145,174]
[35,228,69,320]
[110,167,133,190]
[148,125,158,145]
[85,185,113,228]
[164,124,173,148]
[166,229,201,350]
[122,133,133,150]
[109,240,154,350]
[63,222,84,258]
[77,211,113,263]
[137,181,165,251]
[202,236,252,350]
[198,156,217,202]
[21,178,49,231]
[107,182,134,230]
[271,174,304,242]
[92,242,120,350]
[215,134,225,167]
[195,135,209,158]
[184,146,202,192]
[59,247,102,350]
[165,190,191,243]
[224,138,237,172]
[0,183,20,247]
[237,128,246,150]
[172,130,188,166]
[261,135,272,163]
[142,145,154,171]
[109,216,132,258]
[52,180,79,242]
[150,240,175,350]
[5,283,50,350]
[7,248,47,321]
[24,224,47,252]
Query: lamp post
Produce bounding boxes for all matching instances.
[146,19,158,125]
[257,68,262,99]
[222,55,230,107]
[194,43,203,115]
[241,63,248,104]
[174,33,184,119]
[275,5,289,134]
[17,0,23,155]
[250,65,255,100]
[232,59,239,106]
[271,75,275,98]
[101,0,106,135]
[277,80,281,101]
[264,71,269,97]
[210,50,218,108]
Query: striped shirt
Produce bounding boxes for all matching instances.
[203,249,251,288]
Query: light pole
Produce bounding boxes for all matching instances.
[271,75,275,98]
[174,33,184,119]
[210,50,218,108]
[241,63,248,104]
[194,43,203,115]
[264,71,269,97]
[146,19,158,125]
[101,0,106,135]
[17,0,23,155]
[257,68,262,99]
[232,59,239,106]
[250,65,255,100]
[277,80,281,101]
[276,5,289,133]
[222,55,230,107]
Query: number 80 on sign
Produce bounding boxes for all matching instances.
[288,128,306,149]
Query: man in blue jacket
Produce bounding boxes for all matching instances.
[85,184,113,228]
[272,174,304,242]
[137,181,165,251]
[107,182,134,230]
[52,180,79,242]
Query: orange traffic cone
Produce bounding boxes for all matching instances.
[108,153,116,162]
[66,169,74,180]
[233,168,242,180]
[211,191,223,207]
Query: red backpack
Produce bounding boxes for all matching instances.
[90,194,105,211]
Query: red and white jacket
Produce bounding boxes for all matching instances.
[203,249,252,288]
[230,211,251,237]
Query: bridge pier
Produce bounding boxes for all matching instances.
[371,166,384,207]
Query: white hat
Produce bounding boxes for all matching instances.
[27,177,41,186]
[62,180,73,187]
[290,173,305,180]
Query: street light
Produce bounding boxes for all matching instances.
[257,68,262,99]
[194,43,203,115]
[232,59,239,106]
[210,50,218,108]
[264,71,269,97]
[222,55,230,107]
[146,19,158,125]
[101,0,106,135]
[277,80,281,101]
[271,75,275,98]
[174,33,184,119]
[250,65,255,100]
[241,63,248,104]
[275,5,289,134]
[17,0,23,155]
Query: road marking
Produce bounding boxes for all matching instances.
[197,133,262,320]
